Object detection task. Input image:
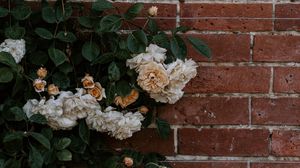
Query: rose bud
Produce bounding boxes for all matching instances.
[123,157,134,167]
[148,6,158,17]
[48,84,60,96]
[139,106,149,114]
[114,89,139,108]
[37,67,47,79]
[87,82,105,101]
[33,79,47,93]
[81,73,95,89]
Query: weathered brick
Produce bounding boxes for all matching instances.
[251,162,300,168]
[274,68,300,93]
[252,98,300,125]
[178,128,270,156]
[180,4,273,32]
[185,67,270,93]
[271,130,300,157]
[105,129,175,155]
[186,34,250,62]
[170,162,247,168]
[158,97,248,125]
[275,4,300,31]
[253,35,300,62]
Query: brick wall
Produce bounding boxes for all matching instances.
[28,0,300,167]
[120,0,300,167]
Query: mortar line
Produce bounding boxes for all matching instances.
[176,0,180,27]
[250,32,254,63]
[269,67,274,94]
[248,97,252,126]
[174,127,178,154]
[196,62,300,67]
[272,0,276,32]
[185,93,300,98]
[247,161,251,168]
[268,129,273,157]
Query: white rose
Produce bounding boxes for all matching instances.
[0,39,26,63]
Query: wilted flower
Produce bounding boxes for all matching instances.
[138,106,149,114]
[33,79,47,93]
[0,39,26,63]
[81,74,95,89]
[123,157,134,167]
[87,82,106,101]
[48,84,60,96]
[148,6,158,17]
[114,89,139,108]
[37,67,47,79]
[137,62,169,93]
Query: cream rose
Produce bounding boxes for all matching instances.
[48,84,60,96]
[87,82,106,101]
[148,6,158,17]
[114,89,139,108]
[137,62,169,93]
[33,79,47,93]
[37,67,47,79]
[81,74,95,89]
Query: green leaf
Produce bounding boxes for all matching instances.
[148,19,158,34]
[35,28,53,40]
[11,5,32,20]
[48,48,67,66]
[152,32,170,49]
[69,135,86,154]
[0,67,13,83]
[124,3,143,20]
[56,4,73,22]
[79,120,90,144]
[56,31,77,43]
[187,36,212,59]
[42,6,56,23]
[172,26,189,35]
[29,145,43,168]
[170,35,187,60]
[29,114,47,124]
[41,128,53,140]
[29,51,49,66]
[104,156,120,168]
[0,52,17,68]
[58,62,73,74]
[106,83,116,105]
[116,80,131,97]
[78,16,94,28]
[30,132,51,150]
[52,71,70,89]
[12,74,24,96]
[127,30,148,53]
[5,26,25,39]
[99,15,122,32]
[92,0,113,12]
[156,118,171,139]
[108,62,120,81]
[43,149,56,165]
[92,52,114,65]
[3,131,24,143]
[4,159,21,168]
[8,106,26,121]
[56,149,72,161]
[0,7,9,17]
[82,41,100,62]
[55,138,71,150]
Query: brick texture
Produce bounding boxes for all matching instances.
[185,67,270,93]
[170,162,247,168]
[253,35,300,62]
[274,68,300,93]
[275,4,300,31]
[158,97,248,125]
[251,162,300,168]
[271,130,300,157]
[252,98,300,125]
[178,128,270,156]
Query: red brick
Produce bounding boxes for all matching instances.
[251,162,300,168]
[252,98,300,125]
[105,129,174,155]
[158,97,248,125]
[170,162,247,168]
[180,4,273,32]
[271,130,300,157]
[178,128,270,156]
[253,35,300,62]
[124,18,176,30]
[274,68,300,93]
[184,67,270,93]
[275,4,300,31]
[186,34,250,62]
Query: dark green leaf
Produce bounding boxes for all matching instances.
[148,19,158,34]
[78,16,94,28]
[58,62,73,74]
[127,30,148,53]
[5,26,25,39]
[42,6,56,23]
[99,15,122,32]
[116,50,131,60]
[116,80,131,97]
[48,48,67,66]
[8,106,26,121]
[30,132,51,149]
[12,74,24,96]
[152,32,169,49]
[0,7,9,17]
[52,71,70,89]
[56,31,77,43]
[11,5,32,20]
[4,159,21,168]
[187,36,212,59]
[41,128,53,140]
[106,83,116,105]
[55,138,71,150]
[35,28,53,40]
[172,26,189,35]
[29,51,49,65]
[29,114,47,124]
[170,35,187,60]
[92,0,113,12]
[156,118,171,139]
[0,67,13,83]
[56,4,72,22]
[69,135,86,154]
[104,156,120,168]
[43,149,56,165]
[0,52,17,68]
[92,52,114,65]
[82,41,100,62]
[3,131,24,143]
[108,62,120,81]
[124,3,143,20]
[56,149,72,161]
[79,120,90,144]
[29,145,43,168]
